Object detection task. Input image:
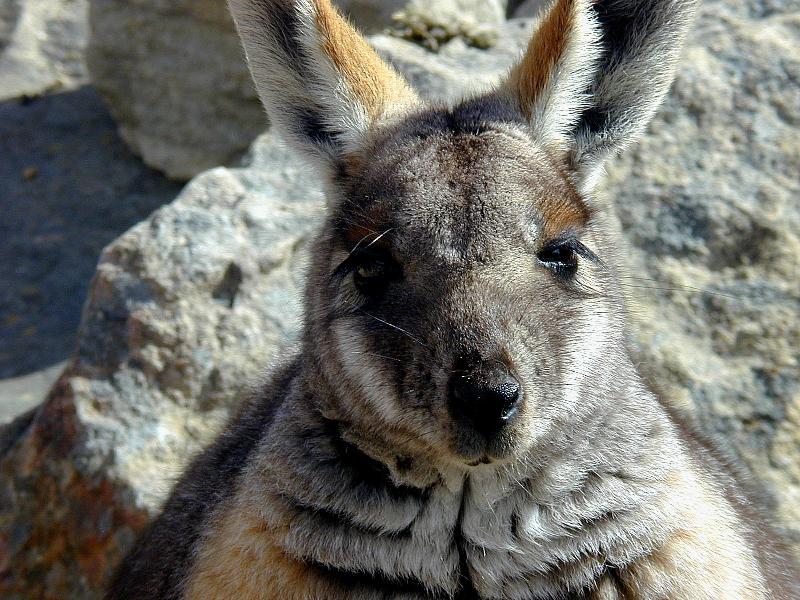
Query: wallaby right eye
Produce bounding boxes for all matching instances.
[537,241,579,277]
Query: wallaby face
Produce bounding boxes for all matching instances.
[228,0,642,470]
[308,110,622,466]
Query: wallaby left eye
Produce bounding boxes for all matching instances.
[352,256,400,296]
[354,259,386,282]
[537,241,578,276]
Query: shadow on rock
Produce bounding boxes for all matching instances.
[0,85,183,380]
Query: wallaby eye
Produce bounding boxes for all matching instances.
[537,241,578,276]
[354,260,386,282]
[352,256,399,296]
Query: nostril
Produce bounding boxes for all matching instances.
[494,380,521,420]
[449,373,522,433]
[495,380,520,406]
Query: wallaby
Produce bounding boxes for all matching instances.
[106,0,799,598]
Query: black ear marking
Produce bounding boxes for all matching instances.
[577,106,609,137]
[260,0,307,68]
[571,0,699,175]
[291,106,342,150]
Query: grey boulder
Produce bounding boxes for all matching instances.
[1,3,799,598]
[0,0,89,100]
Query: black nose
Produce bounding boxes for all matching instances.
[448,372,521,435]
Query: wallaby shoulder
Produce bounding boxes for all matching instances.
[655,394,800,600]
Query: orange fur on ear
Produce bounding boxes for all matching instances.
[314,0,417,120]
[509,0,582,119]
[502,0,600,146]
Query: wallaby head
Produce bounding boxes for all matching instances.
[228,0,697,476]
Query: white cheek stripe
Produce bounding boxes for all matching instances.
[560,303,609,412]
[332,319,402,423]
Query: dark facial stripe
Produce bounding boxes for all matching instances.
[322,417,433,503]
[280,492,414,539]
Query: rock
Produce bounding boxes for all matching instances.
[337,0,409,32]
[85,0,265,181]
[0,363,66,425]
[0,1,20,50]
[0,133,325,599]
[0,0,89,100]
[1,3,799,598]
[511,0,548,19]
[390,0,507,51]
[372,19,534,101]
[405,0,507,25]
[85,0,510,180]
[600,0,800,541]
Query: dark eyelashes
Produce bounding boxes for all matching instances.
[331,247,393,281]
[569,239,601,264]
[544,235,601,265]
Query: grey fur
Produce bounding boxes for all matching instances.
[570,0,699,181]
[107,1,799,598]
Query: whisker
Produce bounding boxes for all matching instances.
[617,281,743,301]
[345,351,405,364]
[358,309,432,350]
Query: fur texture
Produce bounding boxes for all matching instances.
[106,1,799,598]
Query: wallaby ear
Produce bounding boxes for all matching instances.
[504,0,602,150]
[228,0,419,172]
[501,0,698,190]
[570,0,698,187]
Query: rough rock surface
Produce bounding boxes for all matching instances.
[0,133,324,599]
[85,0,509,180]
[85,0,265,181]
[602,0,800,540]
[1,3,799,599]
[372,19,534,101]
[389,0,507,51]
[0,0,89,100]
[511,0,548,18]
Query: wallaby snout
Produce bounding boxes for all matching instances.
[447,357,522,454]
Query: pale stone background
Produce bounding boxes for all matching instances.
[0,1,797,598]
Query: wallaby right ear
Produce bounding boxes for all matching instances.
[499,0,698,191]
[569,0,698,188]
[228,0,419,173]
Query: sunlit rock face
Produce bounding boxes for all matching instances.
[0,0,89,100]
[0,1,798,597]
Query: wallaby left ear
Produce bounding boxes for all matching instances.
[500,0,699,190]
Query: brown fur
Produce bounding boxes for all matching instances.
[184,499,325,599]
[536,152,591,238]
[508,0,581,118]
[314,0,417,120]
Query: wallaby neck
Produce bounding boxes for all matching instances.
[254,361,682,597]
